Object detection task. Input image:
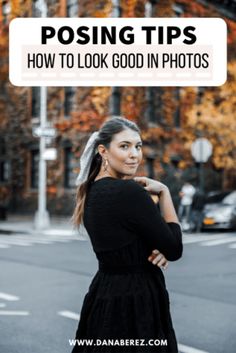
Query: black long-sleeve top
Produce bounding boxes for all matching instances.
[84,177,183,262]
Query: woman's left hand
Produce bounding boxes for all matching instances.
[148,249,168,270]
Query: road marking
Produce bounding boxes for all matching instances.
[0,244,10,248]
[58,310,80,321]
[0,292,19,301]
[183,234,225,244]
[228,243,236,249]
[0,310,30,316]
[178,343,209,353]
[0,233,78,249]
[0,239,32,246]
[200,236,236,246]
[0,303,6,308]
[43,229,77,236]
[0,237,53,245]
[4,235,68,244]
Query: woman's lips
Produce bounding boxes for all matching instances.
[126,163,138,167]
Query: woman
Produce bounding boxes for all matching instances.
[71,116,183,353]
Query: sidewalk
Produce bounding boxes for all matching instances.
[0,214,78,236]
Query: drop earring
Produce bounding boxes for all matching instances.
[103,159,108,172]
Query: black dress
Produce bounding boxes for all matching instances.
[71,177,183,353]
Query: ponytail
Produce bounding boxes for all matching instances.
[72,152,102,226]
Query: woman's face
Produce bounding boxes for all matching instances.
[98,128,143,179]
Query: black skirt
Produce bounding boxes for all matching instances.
[71,239,178,353]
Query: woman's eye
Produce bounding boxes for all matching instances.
[120,145,142,150]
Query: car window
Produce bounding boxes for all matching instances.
[205,191,231,204]
[222,191,236,205]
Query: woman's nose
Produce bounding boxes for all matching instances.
[130,147,139,157]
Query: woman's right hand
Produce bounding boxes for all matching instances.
[134,176,168,196]
[148,249,168,270]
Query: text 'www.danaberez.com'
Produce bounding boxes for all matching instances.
[69,338,168,347]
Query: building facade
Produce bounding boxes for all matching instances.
[0,0,236,215]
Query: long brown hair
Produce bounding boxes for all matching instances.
[72,116,141,226]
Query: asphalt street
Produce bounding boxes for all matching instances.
[0,230,235,353]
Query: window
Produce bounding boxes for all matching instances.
[31,149,39,189]
[64,87,75,117]
[64,147,77,188]
[0,161,9,183]
[2,1,11,24]
[109,87,121,115]
[0,138,9,183]
[174,88,181,128]
[145,1,152,17]
[0,138,6,156]
[145,0,158,17]
[145,87,162,124]
[66,0,79,17]
[146,87,155,123]
[32,87,40,118]
[172,4,184,17]
[112,0,121,17]
[32,0,41,17]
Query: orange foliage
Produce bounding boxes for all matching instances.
[182,62,236,170]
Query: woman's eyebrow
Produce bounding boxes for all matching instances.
[119,140,142,144]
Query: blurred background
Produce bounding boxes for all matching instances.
[0,0,236,218]
[0,1,236,353]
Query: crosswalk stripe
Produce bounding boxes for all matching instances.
[6,236,70,244]
[58,310,80,321]
[178,343,209,353]
[0,239,32,246]
[42,229,77,236]
[227,243,236,249]
[0,310,30,316]
[0,234,78,249]
[183,234,226,244]
[0,243,10,248]
[0,292,19,301]
[200,237,236,246]
[35,234,77,239]
[0,237,53,245]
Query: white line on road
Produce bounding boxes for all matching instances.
[0,292,19,301]
[5,235,63,243]
[42,229,77,236]
[0,244,10,248]
[178,343,209,353]
[0,303,6,308]
[0,239,32,246]
[183,234,226,244]
[58,310,80,321]
[228,243,236,249]
[26,234,77,241]
[200,237,236,246]
[0,237,53,245]
[0,310,30,316]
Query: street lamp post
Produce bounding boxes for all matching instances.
[34,0,50,230]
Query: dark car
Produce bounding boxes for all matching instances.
[202,191,236,230]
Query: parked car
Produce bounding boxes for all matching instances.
[202,191,236,230]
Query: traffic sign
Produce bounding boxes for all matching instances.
[191,138,213,162]
[33,126,57,138]
[43,148,57,160]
